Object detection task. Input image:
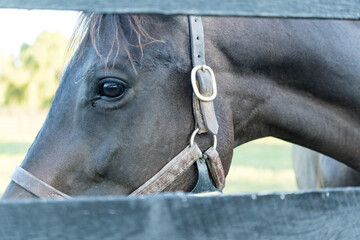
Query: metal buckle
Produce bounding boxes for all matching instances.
[190,128,217,150]
[191,65,217,102]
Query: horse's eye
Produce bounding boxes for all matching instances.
[99,82,125,98]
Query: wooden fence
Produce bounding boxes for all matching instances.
[1,188,360,239]
[0,1,359,239]
[0,0,359,19]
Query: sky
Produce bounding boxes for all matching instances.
[0,9,79,56]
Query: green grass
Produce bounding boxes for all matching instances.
[231,142,292,170]
[0,141,32,195]
[0,141,31,155]
[225,178,296,193]
[224,140,297,193]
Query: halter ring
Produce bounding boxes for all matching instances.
[190,128,217,150]
[191,65,217,102]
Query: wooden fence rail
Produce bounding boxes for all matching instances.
[0,0,360,19]
[0,1,359,239]
[1,188,360,240]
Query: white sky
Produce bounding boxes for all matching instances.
[0,9,79,56]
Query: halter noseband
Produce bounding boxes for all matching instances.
[10,16,225,199]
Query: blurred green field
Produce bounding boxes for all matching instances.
[0,137,297,196]
[0,141,30,155]
[224,140,296,193]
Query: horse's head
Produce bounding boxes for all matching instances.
[5,15,360,198]
[3,14,234,198]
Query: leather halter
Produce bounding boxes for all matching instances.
[10,16,225,199]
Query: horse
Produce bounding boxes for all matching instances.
[293,145,360,188]
[2,14,360,198]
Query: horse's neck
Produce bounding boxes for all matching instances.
[209,18,360,169]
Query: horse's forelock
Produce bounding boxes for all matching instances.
[69,13,161,71]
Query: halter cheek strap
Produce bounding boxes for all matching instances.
[9,16,226,199]
[188,15,225,192]
[189,15,219,135]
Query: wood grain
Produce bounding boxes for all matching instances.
[0,0,360,19]
[1,188,360,239]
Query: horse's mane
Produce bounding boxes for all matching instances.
[68,13,160,70]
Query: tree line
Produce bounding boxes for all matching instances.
[0,31,70,109]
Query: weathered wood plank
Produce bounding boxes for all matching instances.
[0,0,360,19]
[1,188,360,239]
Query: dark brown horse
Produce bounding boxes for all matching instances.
[3,14,360,198]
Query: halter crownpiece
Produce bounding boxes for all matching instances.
[9,16,225,199]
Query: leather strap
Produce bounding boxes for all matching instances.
[10,165,70,199]
[10,144,203,198]
[129,144,203,196]
[204,147,225,190]
[189,16,219,135]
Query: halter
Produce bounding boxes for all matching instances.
[10,16,225,199]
